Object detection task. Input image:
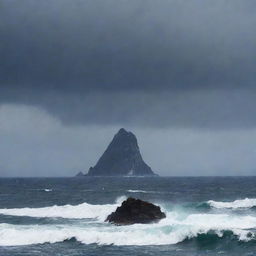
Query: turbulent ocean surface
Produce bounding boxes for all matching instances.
[1,177,256,256]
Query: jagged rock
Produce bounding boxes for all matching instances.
[86,128,156,176]
[106,197,166,225]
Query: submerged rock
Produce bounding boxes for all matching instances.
[106,197,166,225]
[87,128,156,176]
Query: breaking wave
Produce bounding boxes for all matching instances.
[0,197,126,221]
[207,198,256,209]
[127,190,148,193]
[1,196,256,247]
[0,223,253,246]
[127,190,167,194]
[1,206,256,246]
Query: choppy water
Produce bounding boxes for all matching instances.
[1,177,256,256]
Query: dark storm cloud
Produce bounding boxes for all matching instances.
[1,88,256,129]
[1,0,256,130]
[2,0,256,177]
[1,0,256,91]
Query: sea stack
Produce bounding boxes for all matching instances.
[86,128,156,176]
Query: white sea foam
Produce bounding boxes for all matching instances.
[115,195,127,204]
[208,198,256,209]
[0,209,256,246]
[127,190,148,193]
[1,197,256,246]
[44,189,52,192]
[127,190,166,194]
[0,201,121,221]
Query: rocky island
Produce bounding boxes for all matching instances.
[84,128,157,176]
[106,197,166,225]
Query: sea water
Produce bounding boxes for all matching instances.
[0,177,256,256]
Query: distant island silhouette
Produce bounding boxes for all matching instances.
[77,128,156,177]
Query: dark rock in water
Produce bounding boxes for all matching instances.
[76,171,84,177]
[87,128,156,176]
[106,197,166,225]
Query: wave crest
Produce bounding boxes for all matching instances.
[0,220,254,247]
[127,190,148,193]
[2,197,256,246]
[0,201,120,221]
[1,211,256,246]
[208,198,256,209]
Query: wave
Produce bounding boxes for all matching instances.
[183,230,256,248]
[127,190,148,193]
[28,189,53,192]
[2,197,256,246]
[1,210,256,246]
[0,197,127,221]
[208,198,256,209]
[127,190,167,194]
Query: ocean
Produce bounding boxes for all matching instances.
[0,177,256,256]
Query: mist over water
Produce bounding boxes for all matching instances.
[1,104,256,177]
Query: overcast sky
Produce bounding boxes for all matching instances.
[1,0,256,176]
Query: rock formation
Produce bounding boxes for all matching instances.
[106,197,166,225]
[76,171,84,177]
[86,128,156,176]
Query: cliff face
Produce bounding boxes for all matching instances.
[87,128,156,176]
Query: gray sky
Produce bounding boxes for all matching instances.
[1,0,256,176]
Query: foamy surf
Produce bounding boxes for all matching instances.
[0,200,124,221]
[44,189,52,192]
[0,211,256,246]
[1,196,256,247]
[127,190,167,194]
[127,190,148,193]
[208,198,256,209]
